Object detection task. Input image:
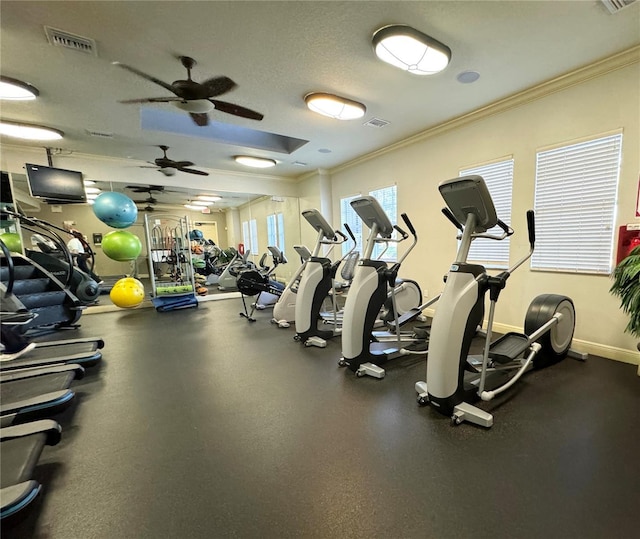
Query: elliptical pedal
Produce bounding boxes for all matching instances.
[488,332,530,364]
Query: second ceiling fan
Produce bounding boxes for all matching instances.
[139,145,210,176]
[114,55,264,126]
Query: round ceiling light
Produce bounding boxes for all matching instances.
[304,93,366,120]
[0,76,39,100]
[372,25,451,75]
[0,120,64,141]
[174,99,214,114]
[234,156,276,168]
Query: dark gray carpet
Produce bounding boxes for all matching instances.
[3,299,639,538]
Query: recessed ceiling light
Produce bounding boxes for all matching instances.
[457,71,480,84]
[372,24,451,75]
[0,76,39,100]
[304,93,366,120]
[84,187,101,194]
[234,155,276,168]
[197,195,221,202]
[184,204,204,211]
[83,180,96,186]
[0,120,64,141]
[192,200,213,206]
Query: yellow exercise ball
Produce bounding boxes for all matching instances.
[109,277,145,309]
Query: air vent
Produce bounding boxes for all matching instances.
[44,26,97,55]
[85,130,113,139]
[600,0,637,13]
[363,117,390,128]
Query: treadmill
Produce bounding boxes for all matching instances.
[0,363,83,427]
[1,420,62,520]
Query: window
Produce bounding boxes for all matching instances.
[460,159,514,269]
[340,185,397,261]
[267,212,285,251]
[532,133,622,274]
[242,219,259,256]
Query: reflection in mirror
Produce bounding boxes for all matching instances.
[9,174,302,286]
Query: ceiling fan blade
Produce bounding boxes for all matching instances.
[201,76,237,97]
[119,97,183,104]
[113,62,176,94]
[189,113,209,126]
[209,100,264,121]
[172,160,195,168]
[177,167,209,176]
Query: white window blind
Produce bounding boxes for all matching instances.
[242,219,259,255]
[460,159,514,269]
[267,213,285,251]
[341,186,398,260]
[532,133,622,274]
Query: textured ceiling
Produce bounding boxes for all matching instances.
[1,0,639,197]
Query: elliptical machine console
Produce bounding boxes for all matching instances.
[415,175,584,428]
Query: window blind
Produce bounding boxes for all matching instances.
[532,134,622,274]
[460,159,514,268]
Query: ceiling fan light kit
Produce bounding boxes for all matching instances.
[372,24,451,75]
[304,93,366,120]
[0,120,64,141]
[174,99,214,114]
[0,76,39,100]
[114,56,264,126]
[234,155,276,168]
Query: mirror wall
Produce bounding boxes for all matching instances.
[8,173,302,282]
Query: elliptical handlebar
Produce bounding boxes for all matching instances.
[401,213,417,237]
[393,225,409,240]
[442,207,464,232]
[343,223,356,242]
[526,210,535,247]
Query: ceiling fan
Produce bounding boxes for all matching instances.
[113,55,264,126]
[138,145,210,176]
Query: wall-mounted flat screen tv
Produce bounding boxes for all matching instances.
[25,163,86,203]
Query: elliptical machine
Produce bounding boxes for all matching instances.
[415,175,584,428]
[271,245,312,327]
[338,196,427,379]
[294,209,354,347]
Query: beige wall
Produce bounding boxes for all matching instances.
[329,59,640,364]
[238,196,302,282]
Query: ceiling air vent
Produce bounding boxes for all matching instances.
[364,117,390,128]
[44,26,97,55]
[85,129,114,139]
[600,0,637,14]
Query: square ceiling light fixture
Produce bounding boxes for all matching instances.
[0,76,39,100]
[372,24,451,75]
[304,93,366,120]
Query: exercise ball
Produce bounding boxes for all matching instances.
[0,232,22,253]
[101,230,142,261]
[93,192,138,229]
[110,277,145,309]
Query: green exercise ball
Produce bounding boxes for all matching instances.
[101,230,142,261]
[0,232,23,253]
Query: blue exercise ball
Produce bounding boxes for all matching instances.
[92,192,138,229]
